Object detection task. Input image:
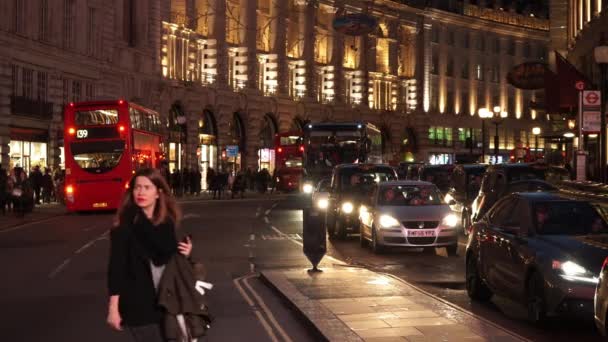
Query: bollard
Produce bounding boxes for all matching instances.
[302,207,326,272]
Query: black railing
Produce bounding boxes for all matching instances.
[10,96,54,119]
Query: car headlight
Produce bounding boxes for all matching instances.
[317,198,328,209]
[553,260,599,284]
[302,183,313,194]
[442,214,459,227]
[341,202,354,214]
[379,214,400,228]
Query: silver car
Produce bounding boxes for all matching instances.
[359,181,459,255]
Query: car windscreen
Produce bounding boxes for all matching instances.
[378,185,443,206]
[533,201,608,235]
[70,140,125,174]
[339,168,396,191]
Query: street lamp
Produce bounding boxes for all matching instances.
[479,107,507,164]
[478,108,491,162]
[594,41,608,183]
[532,127,541,160]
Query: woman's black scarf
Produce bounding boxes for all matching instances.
[131,209,177,266]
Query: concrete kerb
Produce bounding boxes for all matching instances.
[259,270,363,342]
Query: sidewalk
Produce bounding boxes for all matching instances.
[0,202,66,230]
[177,190,292,202]
[261,265,527,342]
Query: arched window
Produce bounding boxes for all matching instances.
[199,109,217,137]
[260,114,278,148]
[231,112,246,148]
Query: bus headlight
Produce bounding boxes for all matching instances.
[302,183,313,194]
[317,198,329,209]
[341,202,354,214]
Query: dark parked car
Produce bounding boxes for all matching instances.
[466,193,608,323]
[470,163,569,225]
[325,164,397,239]
[445,164,487,232]
[595,254,608,337]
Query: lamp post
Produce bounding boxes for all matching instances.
[532,127,541,160]
[478,108,490,163]
[595,41,608,183]
[491,106,508,163]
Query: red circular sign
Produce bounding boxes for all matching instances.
[575,81,585,90]
[586,92,599,104]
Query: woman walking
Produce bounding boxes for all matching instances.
[106,168,192,342]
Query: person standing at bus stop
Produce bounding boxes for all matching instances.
[106,168,193,342]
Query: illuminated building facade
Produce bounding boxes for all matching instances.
[0,0,552,171]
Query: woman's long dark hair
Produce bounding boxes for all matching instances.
[115,168,181,227]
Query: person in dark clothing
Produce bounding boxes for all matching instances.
[41,168,54,203]
[231,171,246,199]
[0,167,7,214]
[30,166,43,205]
[246,168,254,191]
[106,168,192,342]
[11,168,34,217]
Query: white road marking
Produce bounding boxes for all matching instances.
[49,259,71,279]
[233,275,280,342]
[0,215,65,234]
[265,209,272,216]
[243,275,293,342]
[268,225,343,264]
[264,217,270,224]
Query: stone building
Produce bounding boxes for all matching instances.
[0,0,551,183]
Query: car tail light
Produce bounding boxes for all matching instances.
[277,147,283,153]
[65,185,74,194]
[603,257,608,271]
[299,145,304,152]
[68,127,76,135]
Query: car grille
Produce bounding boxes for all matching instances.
[402,221,439,229]
[436,236,457,244]
[384,237,406,244]
[407,237,437,245]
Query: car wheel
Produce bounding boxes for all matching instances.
[371,227,384,254]
[446,244,458,257]
[462,210,471,236]
[336,220,347,240]
[326,214,336,240]
[359,223,368,247]
[527,272,548,325]
[466,255,492,301]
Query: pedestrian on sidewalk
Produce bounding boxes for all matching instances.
[0,167,7,215]
[106,168,193,342]
[41,168,54,204]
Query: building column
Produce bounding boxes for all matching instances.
[303,1,316,100]
[48,71,63,170]
[245,109,263,171]
[0,60,10,170]
[212,0,228,87]
[331,1,345,104]
[416,15,431,113]
[245,0,258,90]
[272,0,289,96]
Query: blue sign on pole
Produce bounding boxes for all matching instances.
[226,145,239,157]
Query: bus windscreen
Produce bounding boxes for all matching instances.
[75,109,119,125]
[70,140,125,174]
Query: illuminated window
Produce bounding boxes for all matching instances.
[476,64,484,81]
[195,0,211,36]
[315,7,332,64]
[399,28,415,77]
[227,0,242,45]
[376,38,389,74]
[344,36,360,69]
[286,1,303,58]
[257,0,271,51]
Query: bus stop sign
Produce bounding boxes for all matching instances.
[226,145,239,157]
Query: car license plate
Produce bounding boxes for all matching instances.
[408,230,435,237]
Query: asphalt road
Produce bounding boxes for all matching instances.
[0,193,603,342]
[0,196,316,342]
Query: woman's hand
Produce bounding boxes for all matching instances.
[178,236,193,258]
[107,305,123,331]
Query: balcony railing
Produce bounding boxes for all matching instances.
[10,96,54,119]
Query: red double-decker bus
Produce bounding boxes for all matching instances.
[274,131,304,192]
[63,100,165,212]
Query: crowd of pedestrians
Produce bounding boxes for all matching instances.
[0,165,65,217]
[163,166,276,200]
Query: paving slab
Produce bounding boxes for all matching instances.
[260,266,529,342]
